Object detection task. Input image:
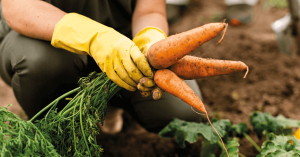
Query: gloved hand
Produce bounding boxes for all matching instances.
[51,13,153,91]
[132,27,167,99]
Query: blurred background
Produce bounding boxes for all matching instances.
[1,0,299,156]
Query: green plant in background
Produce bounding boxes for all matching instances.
[159,118,231,148]
[257,133,300,157]
[159,111,300,156]
[263,0,288,9]
[159,118,241,156]
[250,111,300,139]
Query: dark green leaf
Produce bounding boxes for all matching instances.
[1,73,121,157]
[250,112,300,139]
[257,133,300,157]
[220,137,240,157]
[0,105,60,157]
[158,118,231,148]
[201,139,217,157]
[231,123,248,135]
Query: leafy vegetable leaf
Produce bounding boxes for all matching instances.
[34,72,121,157]
[220,137,240,157]
[201,139,217,157]
[0,105,60,157]
[159,118,231,148]
[250,112,300,139]
[257,133,300,157]
[1,72,121,157]
[231,123,248,135]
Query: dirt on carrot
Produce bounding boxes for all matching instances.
[170,55,249,79]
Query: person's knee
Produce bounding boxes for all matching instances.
[1,31,88,81]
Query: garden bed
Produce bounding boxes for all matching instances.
[97,0,300,156]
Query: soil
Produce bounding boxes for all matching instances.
[1,0,299,156]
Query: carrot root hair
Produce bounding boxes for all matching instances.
[191,106,206,116]
[206,113,229,157]
[217,23,228,45]
[243,67,249,79]
[192,109,229,157]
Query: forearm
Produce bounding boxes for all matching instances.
[2,0,66,41]
[132,13,168,37]
[132,0,169,37]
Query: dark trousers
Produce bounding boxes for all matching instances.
[0,30,202,132]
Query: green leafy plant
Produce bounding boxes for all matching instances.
[219,138,239,157]
[158,118,242,156]
[158,112,300,156]
[159,118,231,148]
[258,133,300,157]
[250,111,300,139]
[0,72,121,157]
[0,104,60,156]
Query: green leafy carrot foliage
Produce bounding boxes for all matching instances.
[0,104,60,157]
[1,72,121,157]
[34,72,122,157]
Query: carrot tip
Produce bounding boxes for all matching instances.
[217,23,228,45]
[243,66,249,79]
[191,106,206,116]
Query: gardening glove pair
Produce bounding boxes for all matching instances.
[51,13,153,91]
[132,27,167,99]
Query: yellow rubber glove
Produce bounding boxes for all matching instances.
[51,13,153,91]
[133,27,167,56]
[132,27,167,98]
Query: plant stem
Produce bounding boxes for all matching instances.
[266,131,270,141]
[60,95,82,117]
[243,132,261,152]
[72,101,78,153]
[238,152,246,157]
[59,90,83,115]
[62,79,116,117]
[29,87,80,122]
[79,91,91,157]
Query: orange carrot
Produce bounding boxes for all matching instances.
[169,55,249,79]
[154,69,229,157]
[147,22,228,69]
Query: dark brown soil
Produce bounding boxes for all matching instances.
[97,0,300,157]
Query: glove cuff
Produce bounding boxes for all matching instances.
[51,13,113,55]
[133,27,167,50]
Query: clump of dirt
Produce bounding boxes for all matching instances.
[97,0,300,157]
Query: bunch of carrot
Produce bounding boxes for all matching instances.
[141,22,249,157]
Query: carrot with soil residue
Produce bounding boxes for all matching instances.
[147,22,228,69]
[169,55,249,79]
[154,69,229,157]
